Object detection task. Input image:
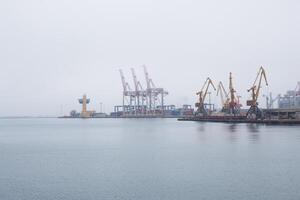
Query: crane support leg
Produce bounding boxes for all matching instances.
[246,105,263,119]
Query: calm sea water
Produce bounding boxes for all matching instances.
[0,118,300,200]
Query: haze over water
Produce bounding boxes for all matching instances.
[1,0,300,116]
[1,118,300,200]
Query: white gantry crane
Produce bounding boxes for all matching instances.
[118,66,168,116]
[119,69,136,115]
[143,65,168,115]
[131,68,147,114]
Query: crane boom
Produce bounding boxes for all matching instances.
[203,79,216,101]
[131,68,138,92]
[143,65,151,90]
[196,77,216,106]
[200,78,209,93]
[217,81,229,106]
[229,72,236,105]
[256,67,268,100]
[295,81,300,96]
[119,69,128,92]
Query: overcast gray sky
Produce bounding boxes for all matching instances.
[0,0,299,116]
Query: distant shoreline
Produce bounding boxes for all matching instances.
[0,116,57,119]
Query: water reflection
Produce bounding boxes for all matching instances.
[224,124,239,142]
[225,123,262,133]
[246,124,260,133]
[225,123,262,143]
[247,124,261,142]
[249,133,259,142]
[195,122,207,142]
[228,124,237,132]
[194,122,263,143]
[196,122,206,132]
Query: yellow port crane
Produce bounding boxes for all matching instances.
[228,72,242,115]
[246,66,268,119]
[195,77,216,115]
[217,81,230,112]
[217,73,241,115]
